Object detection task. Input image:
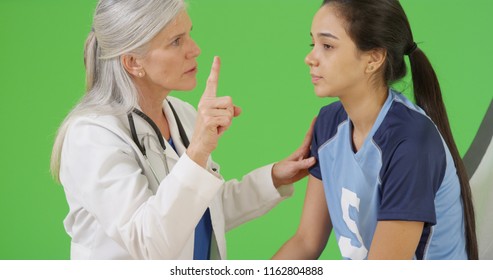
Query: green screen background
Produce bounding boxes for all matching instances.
[0,0,491,260]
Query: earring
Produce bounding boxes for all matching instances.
[368,65,374,71]
[138,72,144,77]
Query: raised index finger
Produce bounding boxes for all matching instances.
[203,56,221,98]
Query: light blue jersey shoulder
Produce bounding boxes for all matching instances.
[309,90,467,260]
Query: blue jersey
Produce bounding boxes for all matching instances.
[310,89,467,260]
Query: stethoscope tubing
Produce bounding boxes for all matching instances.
[127,100,189,184]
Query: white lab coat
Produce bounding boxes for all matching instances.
[59,96,293,259]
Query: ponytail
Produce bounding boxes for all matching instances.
[408,47,479,260]
[50,31,100,183]
[84,30,99,91]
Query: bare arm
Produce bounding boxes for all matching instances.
[272,175,332,259]
[368,220,424,259]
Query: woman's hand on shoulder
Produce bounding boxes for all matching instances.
[272,118,317,187]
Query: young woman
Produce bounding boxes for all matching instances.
[50,0,315,259]
[274,0,478,260]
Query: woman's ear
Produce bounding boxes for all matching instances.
[121,54,146,78]
[365,48,387,74]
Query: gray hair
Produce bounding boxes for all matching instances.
[51,0,186,181]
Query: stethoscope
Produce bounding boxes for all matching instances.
[127,99,190,184]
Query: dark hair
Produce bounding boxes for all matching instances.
[322,0,478,259]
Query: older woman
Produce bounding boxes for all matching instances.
[51,0,315,260]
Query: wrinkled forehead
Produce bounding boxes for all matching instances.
[154,10,191,40]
